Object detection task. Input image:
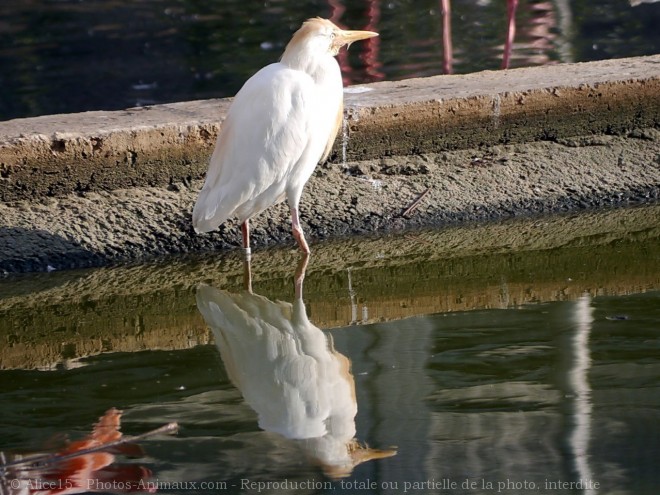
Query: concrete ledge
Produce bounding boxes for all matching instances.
[0,100,228,201]
[1,56,659,273]
[1,56,659,202]
[346,56,660,158]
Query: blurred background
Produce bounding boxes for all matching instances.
[0,0,659,120]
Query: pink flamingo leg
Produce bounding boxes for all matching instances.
[441,0,453,74]
[502,0,519,69]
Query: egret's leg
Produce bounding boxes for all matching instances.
[294,253,310,299]
[243,256,253,293]
[241,220,251,259]
[290,207,310,254]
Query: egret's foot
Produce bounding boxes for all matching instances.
[290,207,311,254]
[292,227,311,254]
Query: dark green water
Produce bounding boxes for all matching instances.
[1,0,659,120]
[0,208,659,494]
[1,291,659,494]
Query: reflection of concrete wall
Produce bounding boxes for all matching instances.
[329,294,659,492]
[1,207,658,369]
[0,308,211,370]
[313,244,660,327]
[420,309,564,487]
[330,317,435,486]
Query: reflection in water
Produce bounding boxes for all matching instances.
[0,409,156,495]
[568,294,595,490]
[440,0,454,74]
[3,0,658,119]
[347,268,369,325]
[329,0,384,84]
[502,0,519,69]
[196,256,395,479]
[0,277,658,491]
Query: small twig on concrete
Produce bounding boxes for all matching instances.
[400,187,431,218]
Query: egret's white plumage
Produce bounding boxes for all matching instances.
[192,18,378,253]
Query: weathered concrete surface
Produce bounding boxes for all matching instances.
[0,56,658,202]
[1,128,659,273]
[0,101,226,202]
[0,56,659,273]
[344,55,660,159]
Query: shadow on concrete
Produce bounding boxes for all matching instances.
[0,227,107,275]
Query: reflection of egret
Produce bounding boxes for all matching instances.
[192,19,377,255]
[195,255,395,478]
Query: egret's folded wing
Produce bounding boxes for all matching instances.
[193,63,316,232]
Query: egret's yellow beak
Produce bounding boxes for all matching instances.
[337,29,379,49]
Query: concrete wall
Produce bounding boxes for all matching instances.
[0,56,659,273]
[1,56,658,202]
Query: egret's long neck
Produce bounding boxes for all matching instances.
[280,43,324,76]
[284,55,340,91]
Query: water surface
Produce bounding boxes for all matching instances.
[0,207,659,494]
[1,0,659,119]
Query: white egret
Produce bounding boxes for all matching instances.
[192,18,378,254]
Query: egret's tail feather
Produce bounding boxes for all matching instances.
[192,211,229,234]
[192,189,235,233]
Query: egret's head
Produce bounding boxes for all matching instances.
[284,18,378,59]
